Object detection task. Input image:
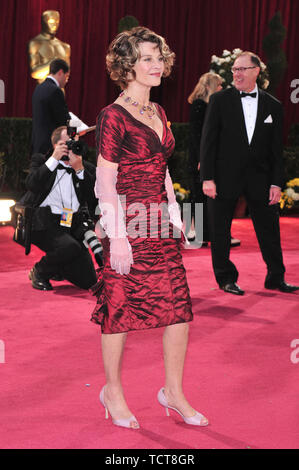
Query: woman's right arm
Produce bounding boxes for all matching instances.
[95,109,133,275]
[95,157,133,275]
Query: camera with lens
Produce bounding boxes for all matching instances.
[65,138,85,155]
[74,209,103,267]
[61,123,86,161]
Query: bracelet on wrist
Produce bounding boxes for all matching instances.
[76,168,84,175]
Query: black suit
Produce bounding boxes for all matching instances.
[200,86,285,286]
[22,153,98,289]
[32,78,70,154]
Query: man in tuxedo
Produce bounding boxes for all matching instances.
[23,126,97,291]
[32,58,70,154]
[200,51,298,295]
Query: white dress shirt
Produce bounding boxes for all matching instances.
[40,156,84,214]
[240,84,258,144]
[47,75,60,87]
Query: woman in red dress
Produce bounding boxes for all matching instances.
[92,27,208,429]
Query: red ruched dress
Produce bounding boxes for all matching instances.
[91,103,193,333]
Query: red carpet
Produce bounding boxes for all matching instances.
[0,217,299,449]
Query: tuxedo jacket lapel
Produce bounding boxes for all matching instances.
[71,172,82,201]
[250,88,265,148]
[37,169,58,205]
[231,87,249,146]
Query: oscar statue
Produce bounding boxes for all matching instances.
[28,10,71,83]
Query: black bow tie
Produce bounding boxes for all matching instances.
[57,163,73,174]
[241,91,257,98]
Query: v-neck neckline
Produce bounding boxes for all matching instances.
[112,103,165,145]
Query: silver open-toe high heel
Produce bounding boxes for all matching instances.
[157,388,209,426]
[99,386,140,429]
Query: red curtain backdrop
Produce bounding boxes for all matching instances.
[0,0,298,141]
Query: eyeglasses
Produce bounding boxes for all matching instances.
[231,66,257,73]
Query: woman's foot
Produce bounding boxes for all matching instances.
[158,387,209,426]
[100,385,139,429]
[163,387,197,417]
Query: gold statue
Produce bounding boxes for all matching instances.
[28,10,71,83]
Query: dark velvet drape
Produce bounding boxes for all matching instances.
[0,0,298,140]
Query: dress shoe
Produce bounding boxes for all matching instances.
[50,273,64,281]
[186,229,196,242]
[99,386,140,429]
[220,282,245,295]
[184,240,208,249]
[186,230,209,246]
[230,237,241,247]
[157,388,208,426]
[29,267,53,291]
[264,281,299,293]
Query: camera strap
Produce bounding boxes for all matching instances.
[50,169,72,192]
[56,171,74,228]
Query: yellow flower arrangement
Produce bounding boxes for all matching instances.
[173,183,190,202]
[280,178,299,209]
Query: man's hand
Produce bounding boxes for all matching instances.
[203,180,217,199]
[269,186,281,205]
[68,151,84,173]
[52,140,68,161]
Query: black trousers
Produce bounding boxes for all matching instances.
[207,194,285,286]
[31,214,97,290]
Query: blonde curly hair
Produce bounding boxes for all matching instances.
[106,26,175,89]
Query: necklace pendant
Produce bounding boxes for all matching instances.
[120,92,156,119]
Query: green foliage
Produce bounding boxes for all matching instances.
[118,16,139,33]
[168,123,191,191]
[0,118,32,197]
[283,147,299,187]
[262,12,287,96]
[85,146,97,165]
[283,123,299,185]
[288,123,299,146]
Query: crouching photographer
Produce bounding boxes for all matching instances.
[19,125,100,291]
